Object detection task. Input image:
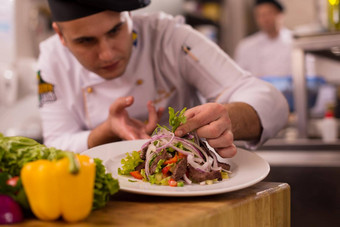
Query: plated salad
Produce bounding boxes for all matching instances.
[118,107,231,187]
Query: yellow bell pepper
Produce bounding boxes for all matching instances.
[21,152,95,222]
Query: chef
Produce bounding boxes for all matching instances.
[234,0,292,77]
[38,0,289,156]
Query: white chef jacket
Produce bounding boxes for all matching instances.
[37,12,289,153]
[234,28,293,77]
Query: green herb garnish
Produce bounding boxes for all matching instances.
[168,107,187,132]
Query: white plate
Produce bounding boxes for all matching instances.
[82,140,270,197]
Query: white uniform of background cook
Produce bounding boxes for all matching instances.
[234,28,292,77]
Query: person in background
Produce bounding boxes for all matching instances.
[234,0,292,77]
[38,0,289,155]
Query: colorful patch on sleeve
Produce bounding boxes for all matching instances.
[37,70,57,107]
[132,30,138,46]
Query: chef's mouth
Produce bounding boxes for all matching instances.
[101,61,121,71]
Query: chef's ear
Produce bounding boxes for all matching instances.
[52,22,67,46]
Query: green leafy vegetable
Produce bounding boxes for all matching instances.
[140,169,147,180]
[148,173,163,185]
[160,176,171,186]
[0,134,62,176]
[0,133,119,211]
[118,150,143,175]
[92,158,119,210]
[168,107,187,132]
[155,159,165,174]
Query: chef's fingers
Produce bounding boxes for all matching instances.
[109,96,134,115]
[175,110,206,137]
[140,133,151,139]
[145,102,165,134]
[195,115,231,139]
[157,107,165,120]
[125,131,150,140]
[121,126,150,140]
[206,130,234,149]
[215,143,237,158]
[124,131,138,140]
[145,102,157,134]
[175,105,221,137]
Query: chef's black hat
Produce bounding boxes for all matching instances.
[47,0,151,22]
[255,0,284,12]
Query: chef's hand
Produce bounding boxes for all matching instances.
[108,96,164,140]
[88,96,164,148]
[175,103,237,158]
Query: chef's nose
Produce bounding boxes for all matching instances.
[98,39,115,61]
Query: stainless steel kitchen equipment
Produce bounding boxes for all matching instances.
[292,32,340,138]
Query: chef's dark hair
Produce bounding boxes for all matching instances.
[47,0,151,22]
[255,0,284,12]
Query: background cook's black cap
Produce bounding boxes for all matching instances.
[47,0,151,22]
[255,0,284,12]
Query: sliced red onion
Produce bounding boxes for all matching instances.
[172,138,205,159]
[149,132,207,161]
[187,155,208,172]
[203,141,219,169]
[183,173,192,184]
[186,134,194,140]
[168,145,193,157]
[210,152,219,169]
[141,140,151,150]
[193,157,204,163]
[140,128,229,184]
[211,166,222,171]
[222,170,232,174]
[175,137,209,161]
[201,156,214,171]
[193,131,200,144]
[156,132,175,152]
[142,132,170,150]
[144,143,156,178]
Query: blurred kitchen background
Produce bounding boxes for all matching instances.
[0,0,339,226]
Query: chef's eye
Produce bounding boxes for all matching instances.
[75,37,96,45]
[107,23,123,37]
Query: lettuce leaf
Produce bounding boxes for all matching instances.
[118,150,143,175]
[92,158,119,210]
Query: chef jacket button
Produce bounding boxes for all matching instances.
[87,87,93,93]
[136,79,143,85]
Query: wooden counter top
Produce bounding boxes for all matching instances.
[17,182,290,227]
